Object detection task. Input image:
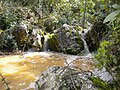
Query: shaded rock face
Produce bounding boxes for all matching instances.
[85,22,109,52]
[12,23,44,51]
[12,23,28,46]
[35,66,97,90]
[48,24,84,55]
[28,28,44,50]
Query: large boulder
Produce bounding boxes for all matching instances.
[12,23,28,47]
[28,28,44,50]
[47,34,61,52]
[35,66,98,90]
[12,22,44,51]
[48,24,84,55]
[85,22,109,51]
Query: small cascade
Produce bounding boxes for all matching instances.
[43,34,49,51]
[79,30,90,54]
[81,35,90,54]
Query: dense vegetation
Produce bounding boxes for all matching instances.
[0,0,120,90]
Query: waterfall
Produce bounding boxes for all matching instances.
[43,34,49,51]
[79,31,90,54]
[81,35,90,54]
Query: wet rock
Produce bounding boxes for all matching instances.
[28,28,44,50]
[85,22,109,51]
[35,66,98,90]
[12,22,44,51]
[47,34,61,52]
[48,24,84,55]
[12,23,28,46]
[27,47,39,52]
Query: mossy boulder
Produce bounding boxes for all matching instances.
[85,22,109,52]
[48,24,84,54]
[48,34,62,52]
[12,23,28,47]
[12,22,44,51]
[35,66,98,90]
[27,28,44,51]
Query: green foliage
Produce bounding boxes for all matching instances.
[112,4,120,9]
[96,3,120,89]
[91,77,111,90]
[96,28,120,89]
[104,4,120,23]
[0,30,18,51]
[0,12,20,30]
[36,0,102,28]
[1,0,120,89]
[96,40,112,69]
[96,3,120,72]
[103,10,120,23]
[0,2,22,51]
[0,2,23,30]
[93,1,111,22]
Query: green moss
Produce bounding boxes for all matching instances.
[75,31,84,50]
[74,25,83,31]
[91,77,111,90]
[48,34,61,52]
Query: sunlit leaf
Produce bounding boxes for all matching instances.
[112,4,120,9]
[113,58,117,65]
[118,65,120,68]
[112,66,117,70]
[103,10,120,23]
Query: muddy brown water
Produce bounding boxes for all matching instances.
[0,52,94,90]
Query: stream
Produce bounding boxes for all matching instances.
[0,52,94,90]
[0,29,112,90]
